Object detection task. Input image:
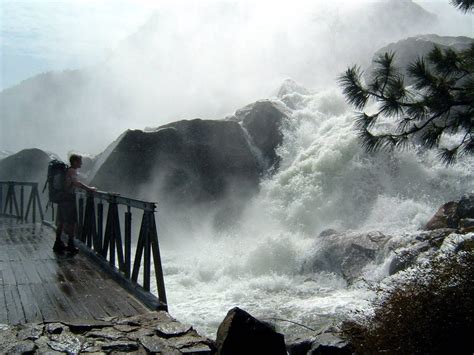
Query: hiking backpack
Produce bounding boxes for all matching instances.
[44,160,69,203]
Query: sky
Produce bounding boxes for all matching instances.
[0,0,472,90]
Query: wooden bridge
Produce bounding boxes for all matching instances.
[0,181,168,325]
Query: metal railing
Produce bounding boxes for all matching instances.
[0,181,44,222]
[0,181,167,310]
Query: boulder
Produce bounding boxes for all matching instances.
[425,194,474,231]
[228,100,289,172]
[309,332,352,355]
[306,232,389,283]
[91,119,260,205]
[216,307,286,355]
[0,148,52,184]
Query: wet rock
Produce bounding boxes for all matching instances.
[139,335,168,353]
[101,340,139,352]
[165,331,211,350]
[113,324,140,333]
[286,337,313,355]
[216,307,286,355]
[460,218,474,233]
[45,323,66,335]
[318,229,338,238]
[306,231,389,282]
[8,340,36,354]
[17,324,44,341]
[81,339,105,353]
[231,100,289,171]
[0,325,18,352]
[426,201,460,230]
[126,327,155,341]
[48,333,83,354]
[309,332,352,354]
[180,343,213,354]
[35,335,63,354]
[86,328,124,340]
[458,194,474,219]
[425,194,474,231]
[155,321,193,338]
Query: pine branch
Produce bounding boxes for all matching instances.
[450,0,474,13]
[338,66,369,110]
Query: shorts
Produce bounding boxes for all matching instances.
[56,194,78,225]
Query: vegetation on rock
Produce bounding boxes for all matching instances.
[342,242,474,354]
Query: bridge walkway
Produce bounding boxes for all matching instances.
[0,217,150,325]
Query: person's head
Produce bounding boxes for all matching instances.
[69,154,82,168]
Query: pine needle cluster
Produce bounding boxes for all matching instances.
[339,44,474,164]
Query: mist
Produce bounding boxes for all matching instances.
[1,0,471,158]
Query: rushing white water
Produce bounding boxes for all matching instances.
[154,82,474,339]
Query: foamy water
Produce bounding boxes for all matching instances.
[155,83,474,339]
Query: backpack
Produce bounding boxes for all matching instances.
[43,160,69,203]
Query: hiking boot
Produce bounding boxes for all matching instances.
[53,240,66,254]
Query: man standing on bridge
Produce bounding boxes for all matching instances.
[53,154,96,254]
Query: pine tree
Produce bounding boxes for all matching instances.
[339,1,473,164]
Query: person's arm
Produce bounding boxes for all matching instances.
[69,169,97,192]
[72,180,97,192]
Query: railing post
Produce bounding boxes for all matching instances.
[8,182,13,216]
[32,187,36,223]
[144,211,151,292]
[78,195,84,236]
[20,186,24,221]
[0,184,3,215]
[150,209,167,306]
[125,206,132,278]
[34,184,44,221]
[97,200,104,253]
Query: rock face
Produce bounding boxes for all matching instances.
[216,307,286,355]
[228,100,289,172]
[366,35,474,85]
[91,101,288,207]
[304,231,389,283]
[425,194,474,232]
[0,148,52,184]
[92,119,258,205]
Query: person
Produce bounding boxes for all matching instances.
[53,154,96,254]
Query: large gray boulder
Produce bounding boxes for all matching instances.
[92,119,259,205]
[216,307,286,355]
[91,101,288,208]
[303,232,389,284]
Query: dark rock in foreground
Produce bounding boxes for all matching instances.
[216,307,286,355]
[0,311,214,354]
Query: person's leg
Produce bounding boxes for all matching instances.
[65,223,78,253]
[53,209,66,252]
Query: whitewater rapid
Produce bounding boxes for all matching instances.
[154,83,474,339]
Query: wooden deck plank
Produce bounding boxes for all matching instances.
[0,217,153,325]
[17,284,43,323]
[4,285,26,325]
[0,271,8,324]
